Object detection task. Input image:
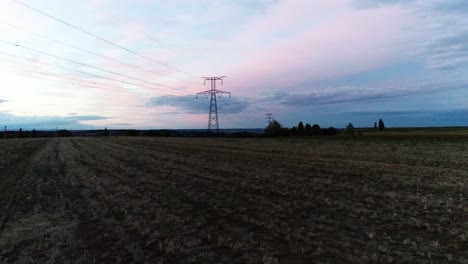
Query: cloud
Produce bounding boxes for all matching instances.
[266,77,468,106]
[353,0,418,9]
[354,0,468,70]
[348,109,468,116]
[0,99,7,103]
[106,123,132,126]
[413,1,468,70]
[147,95,249,114]
[432,0,468,14]
[0,112,108,130]
[337,1,468,72]
[425,28,468,70]
[224,1,420,95]
[2,0,467,130]
[342,108,468,127]
[69,115,108,121]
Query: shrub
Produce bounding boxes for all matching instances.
[265,120,284,137]
[322,127,337,135]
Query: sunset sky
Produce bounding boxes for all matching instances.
[0,0,467,130]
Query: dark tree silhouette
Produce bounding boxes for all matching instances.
[346,123,355,135]
[374,122,377,130]
[265,120,283,137]
[298,121,304,133]
[57,129,71,137]
[127,130,138,136]
[379,119,385,131]
[18,128,25,138]
[290,126,298,135]
[305,123,311,135]
[322,127,337,135]
[311,124,321,135]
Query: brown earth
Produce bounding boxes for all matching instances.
[0,137,467,263]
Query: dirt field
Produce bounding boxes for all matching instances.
[0,137,467,263]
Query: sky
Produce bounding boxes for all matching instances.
[0,0,467,130]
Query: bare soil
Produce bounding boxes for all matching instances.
[0,137,467,263]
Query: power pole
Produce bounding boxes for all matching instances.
[265,113,273,124]
[196,76,231,133]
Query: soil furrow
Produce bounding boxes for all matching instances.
[1,137,466,263]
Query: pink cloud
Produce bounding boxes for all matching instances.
[224,2,421,96]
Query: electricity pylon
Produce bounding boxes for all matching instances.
[265,113,273,124]
[196,76,231,133]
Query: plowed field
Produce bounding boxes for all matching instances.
[0,137,467,263]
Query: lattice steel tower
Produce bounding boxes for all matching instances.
[265,113,273,124]
[196,76,231,132]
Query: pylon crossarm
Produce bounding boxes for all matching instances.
[197,89,212,94]
[214,89,230,95]
[201,76,225,79]
[214,91,231,98]
[196,90,212,98]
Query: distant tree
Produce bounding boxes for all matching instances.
[289,126,298,136]
[378,119,385,131]
[32,129,37,138]
[297,121,304,135]
[322,126,337,135]
[311,124,321,135]
[103,127,110,136]
[374,122,378,130]
[57,129,71,137]
[127,130,138,136]
[18,128,25,138]
[265,120,283,137]
[303,123,311,136]
[346,123,355,135]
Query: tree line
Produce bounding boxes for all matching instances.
[1,128,72,138]
[265,119,385,137]
[265,120,337,137]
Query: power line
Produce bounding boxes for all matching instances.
[0,39,175,90]
[2,50,259,128]
[5,57,259,128]
[1,63,150,96]
[7,72,193,113]
[0,40,195,96]
[10,0,201,79]
[0,19,201,85]
[10,71,149,96]
[0,51,147,92]
[27,70,153,96]
[0,51,192,97]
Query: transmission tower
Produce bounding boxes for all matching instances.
[265,113,273,124]
[196,76,231,132]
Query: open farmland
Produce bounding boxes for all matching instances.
[0,137,467,263]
